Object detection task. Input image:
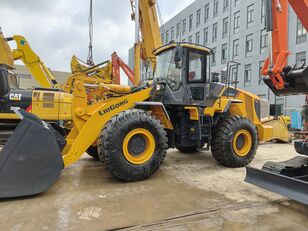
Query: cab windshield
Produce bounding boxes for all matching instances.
[154,49,181,90]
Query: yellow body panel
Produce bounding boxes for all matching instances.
[0,34,13,68]
[0,113,19,119]
[150,105,173,130]
[203,86,283,142]
[185,106,199,120]
[31,90,72,121]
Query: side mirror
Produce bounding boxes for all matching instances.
[174,45,183,69]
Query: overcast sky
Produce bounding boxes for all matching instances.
[0,0,193,76]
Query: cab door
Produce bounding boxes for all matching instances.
[184,48,225,107]
[184,49,207,106]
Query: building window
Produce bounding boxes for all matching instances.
[203,27,208,45]
[221,43,228,64]
[245,34,253,57]
[231,66,238,82]
[244,64,252,87]
[182,19,186,35]
[165,30,170,43]
[232,39,239,60]
[222,17,228,39]
[195,32,200,44]
[204,3,210,23]
[296,52,306,66]
[161,33,164,44]
[276,96,284,105]
[259,60,265,85]
[261,0,266,24]
[223,0,229,13]
[176,23,180,39]
[247,4,254,28]
[213,0,218,18]
[189,14,193,32]
[212,22,218,43]
[260,29,268,54]
[297,18,307,44]
[234,11,240,34]
[196,9,201,28]
[234,0,240,7]
[188,35,193,43]
[171,27,175,41]
[211,47,217,66]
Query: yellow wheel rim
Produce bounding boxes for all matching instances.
[232,129,252,157]
[122,128,156,165]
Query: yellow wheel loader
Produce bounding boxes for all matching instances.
[0,42,278,198]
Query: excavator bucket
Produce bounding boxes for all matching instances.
[0,110,64,198]
[264,65,308,95]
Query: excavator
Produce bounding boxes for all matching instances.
[0,0,289,198]
[4,33,135,88]
[245,0,308,205]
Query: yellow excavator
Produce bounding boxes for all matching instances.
[0,0,289,198]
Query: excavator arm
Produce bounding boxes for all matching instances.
[262,0,308,95]
[7,35,58,88]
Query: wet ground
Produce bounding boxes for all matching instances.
[1,143,308,231]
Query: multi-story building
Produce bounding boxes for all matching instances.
[129,0,308,115]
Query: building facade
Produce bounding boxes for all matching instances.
[14,65,69,89]
[130,0,308,115]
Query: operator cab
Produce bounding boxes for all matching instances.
[152,43,225,107]
[0,65,32,113]
[0,65,19,96]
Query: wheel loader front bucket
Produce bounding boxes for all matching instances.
[0,110,64,198]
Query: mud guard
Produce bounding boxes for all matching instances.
[0,110,65,198]
[245,156,308,205]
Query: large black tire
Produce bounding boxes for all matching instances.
[98,109,168,182]
[87,146,100,161]
[211,115,258,168]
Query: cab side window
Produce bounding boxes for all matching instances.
[188,52,205,82]
[166,51,182,91]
